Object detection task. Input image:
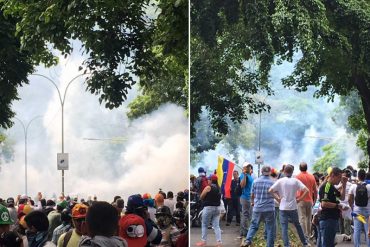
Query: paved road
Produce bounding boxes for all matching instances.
[190,220,358,246]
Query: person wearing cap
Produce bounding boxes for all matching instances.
[196,174,222,247]
[239,163,254,238]
[268,164,310,247]
[57,203,88,247]
[194,167,208,196]
[142,194,156,222]
[125,194,162,246]
[317,167,347,247]
[241,165,275,247]
[6,198,18,231]
[119,214,147,247]
[155,206,180,247]
[295,162,318,240]
[47,201,67,241]
[0,204,14,235]
[78,201,127,247]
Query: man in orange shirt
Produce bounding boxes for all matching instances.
[295,162,317,239]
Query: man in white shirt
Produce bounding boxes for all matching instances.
[269,164,309,247]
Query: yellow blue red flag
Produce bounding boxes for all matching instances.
[217,156,235,199]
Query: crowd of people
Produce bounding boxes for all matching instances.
[191,162,370,247]
[0,190,189,247]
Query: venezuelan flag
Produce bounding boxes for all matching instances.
[217,156,235,199]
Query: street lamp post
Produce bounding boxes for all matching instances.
[14,116,42,195]
[32,73,86,194]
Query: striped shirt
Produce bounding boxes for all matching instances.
[252,175,275,212]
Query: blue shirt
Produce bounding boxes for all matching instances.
[240,173,253,200]
[251,175,275,212]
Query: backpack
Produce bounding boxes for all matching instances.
[200,176,208,193]
[355,183,368,207]
[63,229,73,247]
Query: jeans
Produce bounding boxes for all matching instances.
[353,208,370,247]
[240,197,251,236]
[298,201,313,237]
[226,198,240,223]
[318,218,338,247]
[280,210,307,247]
[246,211,275,247]
[201,206,222,243]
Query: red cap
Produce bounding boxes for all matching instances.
[72,204,88,219]
[119,214,147,247]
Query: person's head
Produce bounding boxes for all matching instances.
[299,162,308,172]
[126,195,147,218]
[167,191,174,199]
[358,169,366,181]
[72,203,88,235]
[116,198,124,210]
[154,194,164,207]
[113,196,121,203]
[208,174,218,185]
[242,163,251,174]
[0,231,24,247]
[172,208,186,229]
[60,209,72,223]
[283,164,294,177]
[233,170,239,179]
[24,211,48,233]
[0,205,13,234]
[118,214,147,246]
[85,201,118,238]
[40,199,46,208]
[198,167,205,175]
[328,167,343,185]
[155,206,172,229]
[6,198,14,208]
[261,165,271,176]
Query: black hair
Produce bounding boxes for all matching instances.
[358,169,366,181]
[86,201,119,237]
[167,191,174,199]
[40,199,46,208]
[113,196,121,203]
[0,231,23,247]
[24,211,49,232]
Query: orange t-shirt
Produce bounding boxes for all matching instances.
[296,172,317,203]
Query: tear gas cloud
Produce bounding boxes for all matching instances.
[1,51,189,202]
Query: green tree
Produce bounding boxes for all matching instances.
[193,0,370,168]
[0,6,35,129]
[0,131,15,165]
[313,142,346,173]
[128,0,188,118]
[1,0,187,128]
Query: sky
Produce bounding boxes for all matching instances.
[1,48,189,202]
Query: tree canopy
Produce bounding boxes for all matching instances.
[0,0,188,129]
[192,0,370,167]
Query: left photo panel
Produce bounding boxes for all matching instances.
[0,1,189,246]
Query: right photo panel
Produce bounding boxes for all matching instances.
[190,1,370,247]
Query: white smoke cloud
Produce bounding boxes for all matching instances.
[1,51,189,202]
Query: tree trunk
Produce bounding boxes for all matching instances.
[354,75,370,171]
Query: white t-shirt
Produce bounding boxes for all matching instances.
[270,177,307,210]
[348,182,370,212]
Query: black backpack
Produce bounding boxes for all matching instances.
[355,183,368,207]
